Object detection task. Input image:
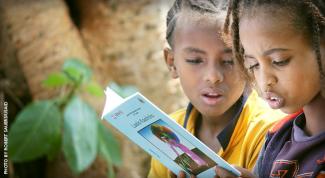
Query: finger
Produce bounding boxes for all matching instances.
[215,166,238,178]
[232,166,256,178]
[169,170,177,178]
[178,171,186,178]
[190,174,196,178]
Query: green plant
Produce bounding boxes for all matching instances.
[9,58,121,178]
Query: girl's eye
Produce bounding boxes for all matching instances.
[272,58,291,66]
[222,59,234,65]
[185,58,203,64]
[248,63,259,70]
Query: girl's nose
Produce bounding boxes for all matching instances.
[204,65,224,85]
[260,69,277,92]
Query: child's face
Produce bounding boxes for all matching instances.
[239,12,321,114]
[165,16,246,119]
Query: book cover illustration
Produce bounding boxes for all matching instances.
[139,119,215,175]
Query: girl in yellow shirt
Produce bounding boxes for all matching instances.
[148,0,286,177]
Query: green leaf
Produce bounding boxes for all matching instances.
[43,72,70,88]
[98,122,121,166]
[46,133,62,161]
[9,101,61,162]
[63,96,98,173]
[63,58,92,83]
[85,82,104,97]
[108,82,137,98]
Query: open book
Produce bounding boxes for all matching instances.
[101,87,240,177]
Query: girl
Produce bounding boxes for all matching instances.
[148,0,285,178]
[216,0,325,177]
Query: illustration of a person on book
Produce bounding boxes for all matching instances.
[151,124,207,170]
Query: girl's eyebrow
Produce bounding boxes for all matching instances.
[263,48,291,56]
[244,48,291,59]
[183,47,206,54]
[244,54,255,59]
[183,47,232,54]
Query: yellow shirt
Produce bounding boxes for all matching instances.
[148,91,286,178]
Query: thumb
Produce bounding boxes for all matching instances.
[169,170,177,178]
[233,166,257,178]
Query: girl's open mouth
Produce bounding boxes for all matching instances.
[264,92,284,109]
[201,92,223,106]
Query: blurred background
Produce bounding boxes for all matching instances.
[0,0,188,178]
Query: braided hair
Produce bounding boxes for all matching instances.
[224,0,325,96]
[166,0,228,48]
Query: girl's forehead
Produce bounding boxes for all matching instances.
[176,10,225,30]
[239,9,312,54]
[174,15,223,41]
[240,8,300,37]
[177,14,209,27]
[240,5,308,34]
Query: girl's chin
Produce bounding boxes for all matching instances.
[198,108,226,119]
[280,106,302,114]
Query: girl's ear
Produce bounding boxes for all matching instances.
[164,47,179,78]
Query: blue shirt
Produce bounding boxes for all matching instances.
[256,113,325,177]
